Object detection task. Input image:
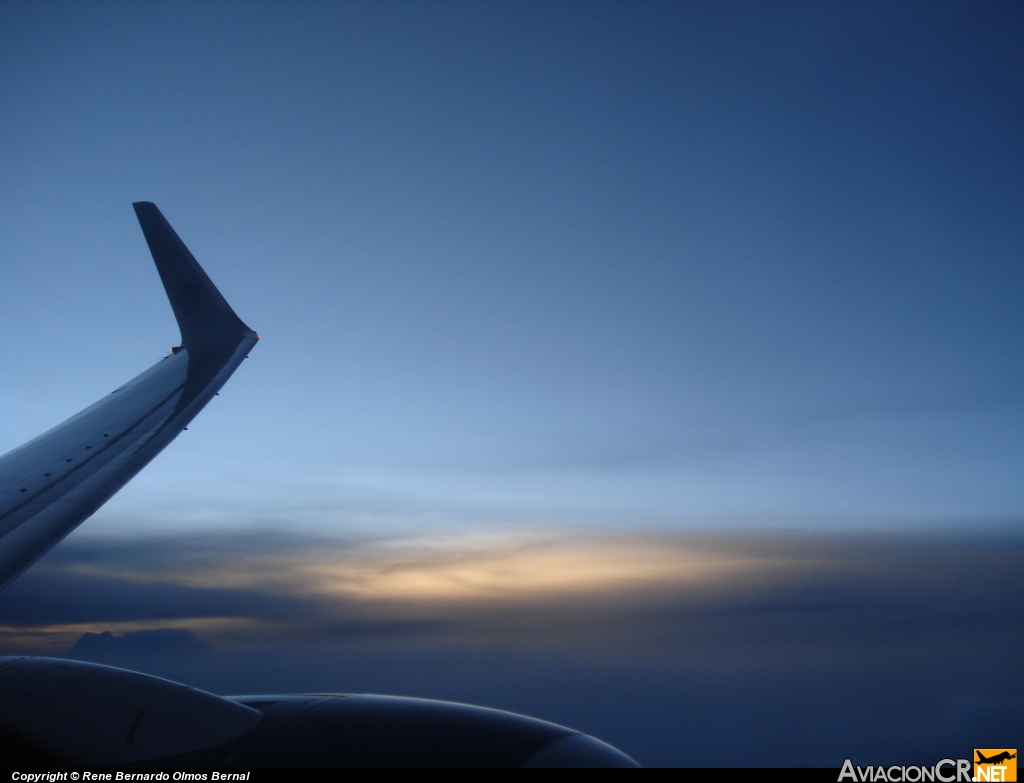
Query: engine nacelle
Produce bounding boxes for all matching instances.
[0,657,638,767]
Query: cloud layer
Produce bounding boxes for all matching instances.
[1,528,1020,766]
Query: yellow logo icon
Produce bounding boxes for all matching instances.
[975,749,1017,782]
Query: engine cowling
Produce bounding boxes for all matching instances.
[0,657,638,767]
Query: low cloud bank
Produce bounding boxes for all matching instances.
[0,528,1020,766]
[69,628,211,662]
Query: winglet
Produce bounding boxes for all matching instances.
[132,202,252,351]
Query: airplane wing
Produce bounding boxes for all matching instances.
[0,202,258,591]
[0,207,639,767]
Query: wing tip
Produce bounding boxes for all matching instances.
[132,201,253,349]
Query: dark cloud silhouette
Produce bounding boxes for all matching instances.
[69,628,210,662]
[0,529,1020,766]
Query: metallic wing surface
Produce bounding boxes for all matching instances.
[0,202,258,591]
[0,207,638,767]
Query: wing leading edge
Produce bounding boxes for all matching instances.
[0,203,258,591]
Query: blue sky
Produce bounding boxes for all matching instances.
[1,2,1022,766]
[1,1,1021,538]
